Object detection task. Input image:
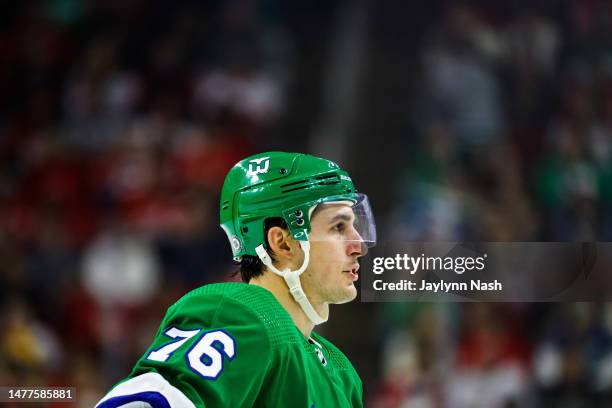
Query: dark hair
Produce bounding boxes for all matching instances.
[237,217,288,282]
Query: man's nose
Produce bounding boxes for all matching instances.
[346,228,364,257]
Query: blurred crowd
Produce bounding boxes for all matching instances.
[390,2,612,243]
[0,1,291,406]
[374,2,612,407]
[1,1,612,407]
[373,302,612,408]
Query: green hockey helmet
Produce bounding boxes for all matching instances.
[220,152,376,261]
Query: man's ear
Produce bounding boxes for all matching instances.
[266,226,295,260]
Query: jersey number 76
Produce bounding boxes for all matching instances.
[146,327,236,380]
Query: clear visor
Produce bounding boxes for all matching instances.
[308,193,377,254]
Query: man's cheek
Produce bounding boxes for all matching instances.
[310,259,342,271]
[312,245,342,263]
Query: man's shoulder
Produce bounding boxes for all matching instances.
[167,282,300,348]
[173,281,263,306]
[172,282,284,318]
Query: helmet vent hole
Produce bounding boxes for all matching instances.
[280,179,309,188]
[279,168,287,174]
[315,174,340,186]
[242,226,249,233]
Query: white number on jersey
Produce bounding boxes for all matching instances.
[146,326,236,379]
[147,327,202,362]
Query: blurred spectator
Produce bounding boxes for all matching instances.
[81,220,162,379]
[0,299,61,379]
[389,123,468,241]
[82,221,160,308]
[423,5,505,148]
[193,64,282,126]
[446,304,530,408]
[535,117,600,240]
[534,303,612,406]
[156,189,231,287]
[63,37,142,150]
[372,306,450,408]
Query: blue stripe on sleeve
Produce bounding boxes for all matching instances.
[97,391,171,408]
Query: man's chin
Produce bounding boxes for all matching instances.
[333,285,358,304]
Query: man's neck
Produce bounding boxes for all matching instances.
[250,274,321,338]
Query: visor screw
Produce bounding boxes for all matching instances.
[279,168,287,174]
[296,218,305,226]
[295,210,303,218]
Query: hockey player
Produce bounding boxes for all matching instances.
[95,152,377,407]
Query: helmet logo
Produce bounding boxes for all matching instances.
[231,236,242,252]
[246,157,270,177]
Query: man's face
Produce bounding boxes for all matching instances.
[299,203,363,305]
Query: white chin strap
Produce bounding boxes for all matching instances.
[255,240,326,325]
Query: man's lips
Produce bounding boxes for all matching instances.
[343,264,360,282]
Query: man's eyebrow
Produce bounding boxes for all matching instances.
[328,213,353,223]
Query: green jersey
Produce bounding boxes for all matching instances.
[96,282,363,408]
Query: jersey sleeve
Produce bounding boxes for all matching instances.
[97,291,273,408]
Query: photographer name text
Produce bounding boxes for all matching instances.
[372,279,502,292]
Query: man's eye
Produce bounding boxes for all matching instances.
[333,223,346,232]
